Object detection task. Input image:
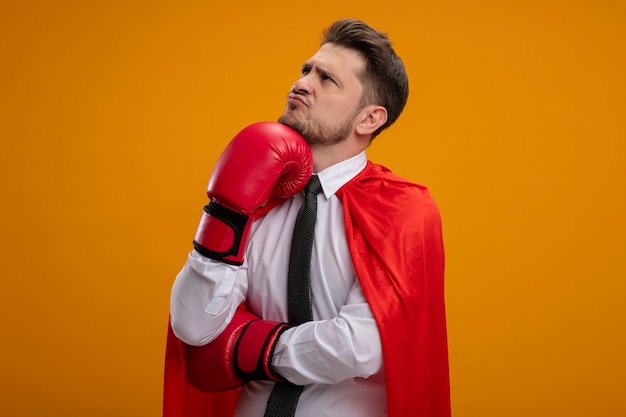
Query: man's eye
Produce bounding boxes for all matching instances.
[321,74,335,84]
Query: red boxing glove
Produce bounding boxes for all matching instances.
[193,122,312,265]
[184,309,290,392]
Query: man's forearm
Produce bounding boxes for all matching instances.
[170,250,246,345]
[272,300,383,385]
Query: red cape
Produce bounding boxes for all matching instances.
[163,161,450,417]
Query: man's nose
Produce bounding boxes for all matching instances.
[292,74,312,94]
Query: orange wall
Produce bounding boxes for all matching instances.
[1,1,625,416]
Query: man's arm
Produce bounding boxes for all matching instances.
[272,278,383,385]
[170,251,247,346]
[169,121,312,344]
[181,276,382,392]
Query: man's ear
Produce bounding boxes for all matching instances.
[355,105,388,136]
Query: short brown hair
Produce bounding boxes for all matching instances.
[322,18,409,139]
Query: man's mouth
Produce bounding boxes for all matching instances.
[287,93,308,107]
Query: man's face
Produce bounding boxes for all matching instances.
[279,43,366,146]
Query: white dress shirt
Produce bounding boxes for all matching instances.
[170,151,387,417]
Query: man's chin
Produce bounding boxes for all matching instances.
[277,113,292,125]
[278,115,303,135]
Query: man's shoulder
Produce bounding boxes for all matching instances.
[339,161,443,239]
[355,161,433,200]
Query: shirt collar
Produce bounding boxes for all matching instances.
[315,151,367,199]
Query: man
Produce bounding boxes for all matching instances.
[164,18,450,417]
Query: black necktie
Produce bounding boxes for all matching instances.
[264,175,322,417]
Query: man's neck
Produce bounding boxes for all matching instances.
[310,136,370,172]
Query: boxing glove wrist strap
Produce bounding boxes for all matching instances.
[233,319,290,382]
[193,200,250,265]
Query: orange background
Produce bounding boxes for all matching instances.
[1,1,625,416]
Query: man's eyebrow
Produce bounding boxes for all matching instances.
[317,66,334,78]
[302,62,341,84]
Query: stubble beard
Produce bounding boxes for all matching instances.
[278,106,357,147]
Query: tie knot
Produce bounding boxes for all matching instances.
[305,175,322,196]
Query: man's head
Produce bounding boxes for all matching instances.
[279,19,408,169]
